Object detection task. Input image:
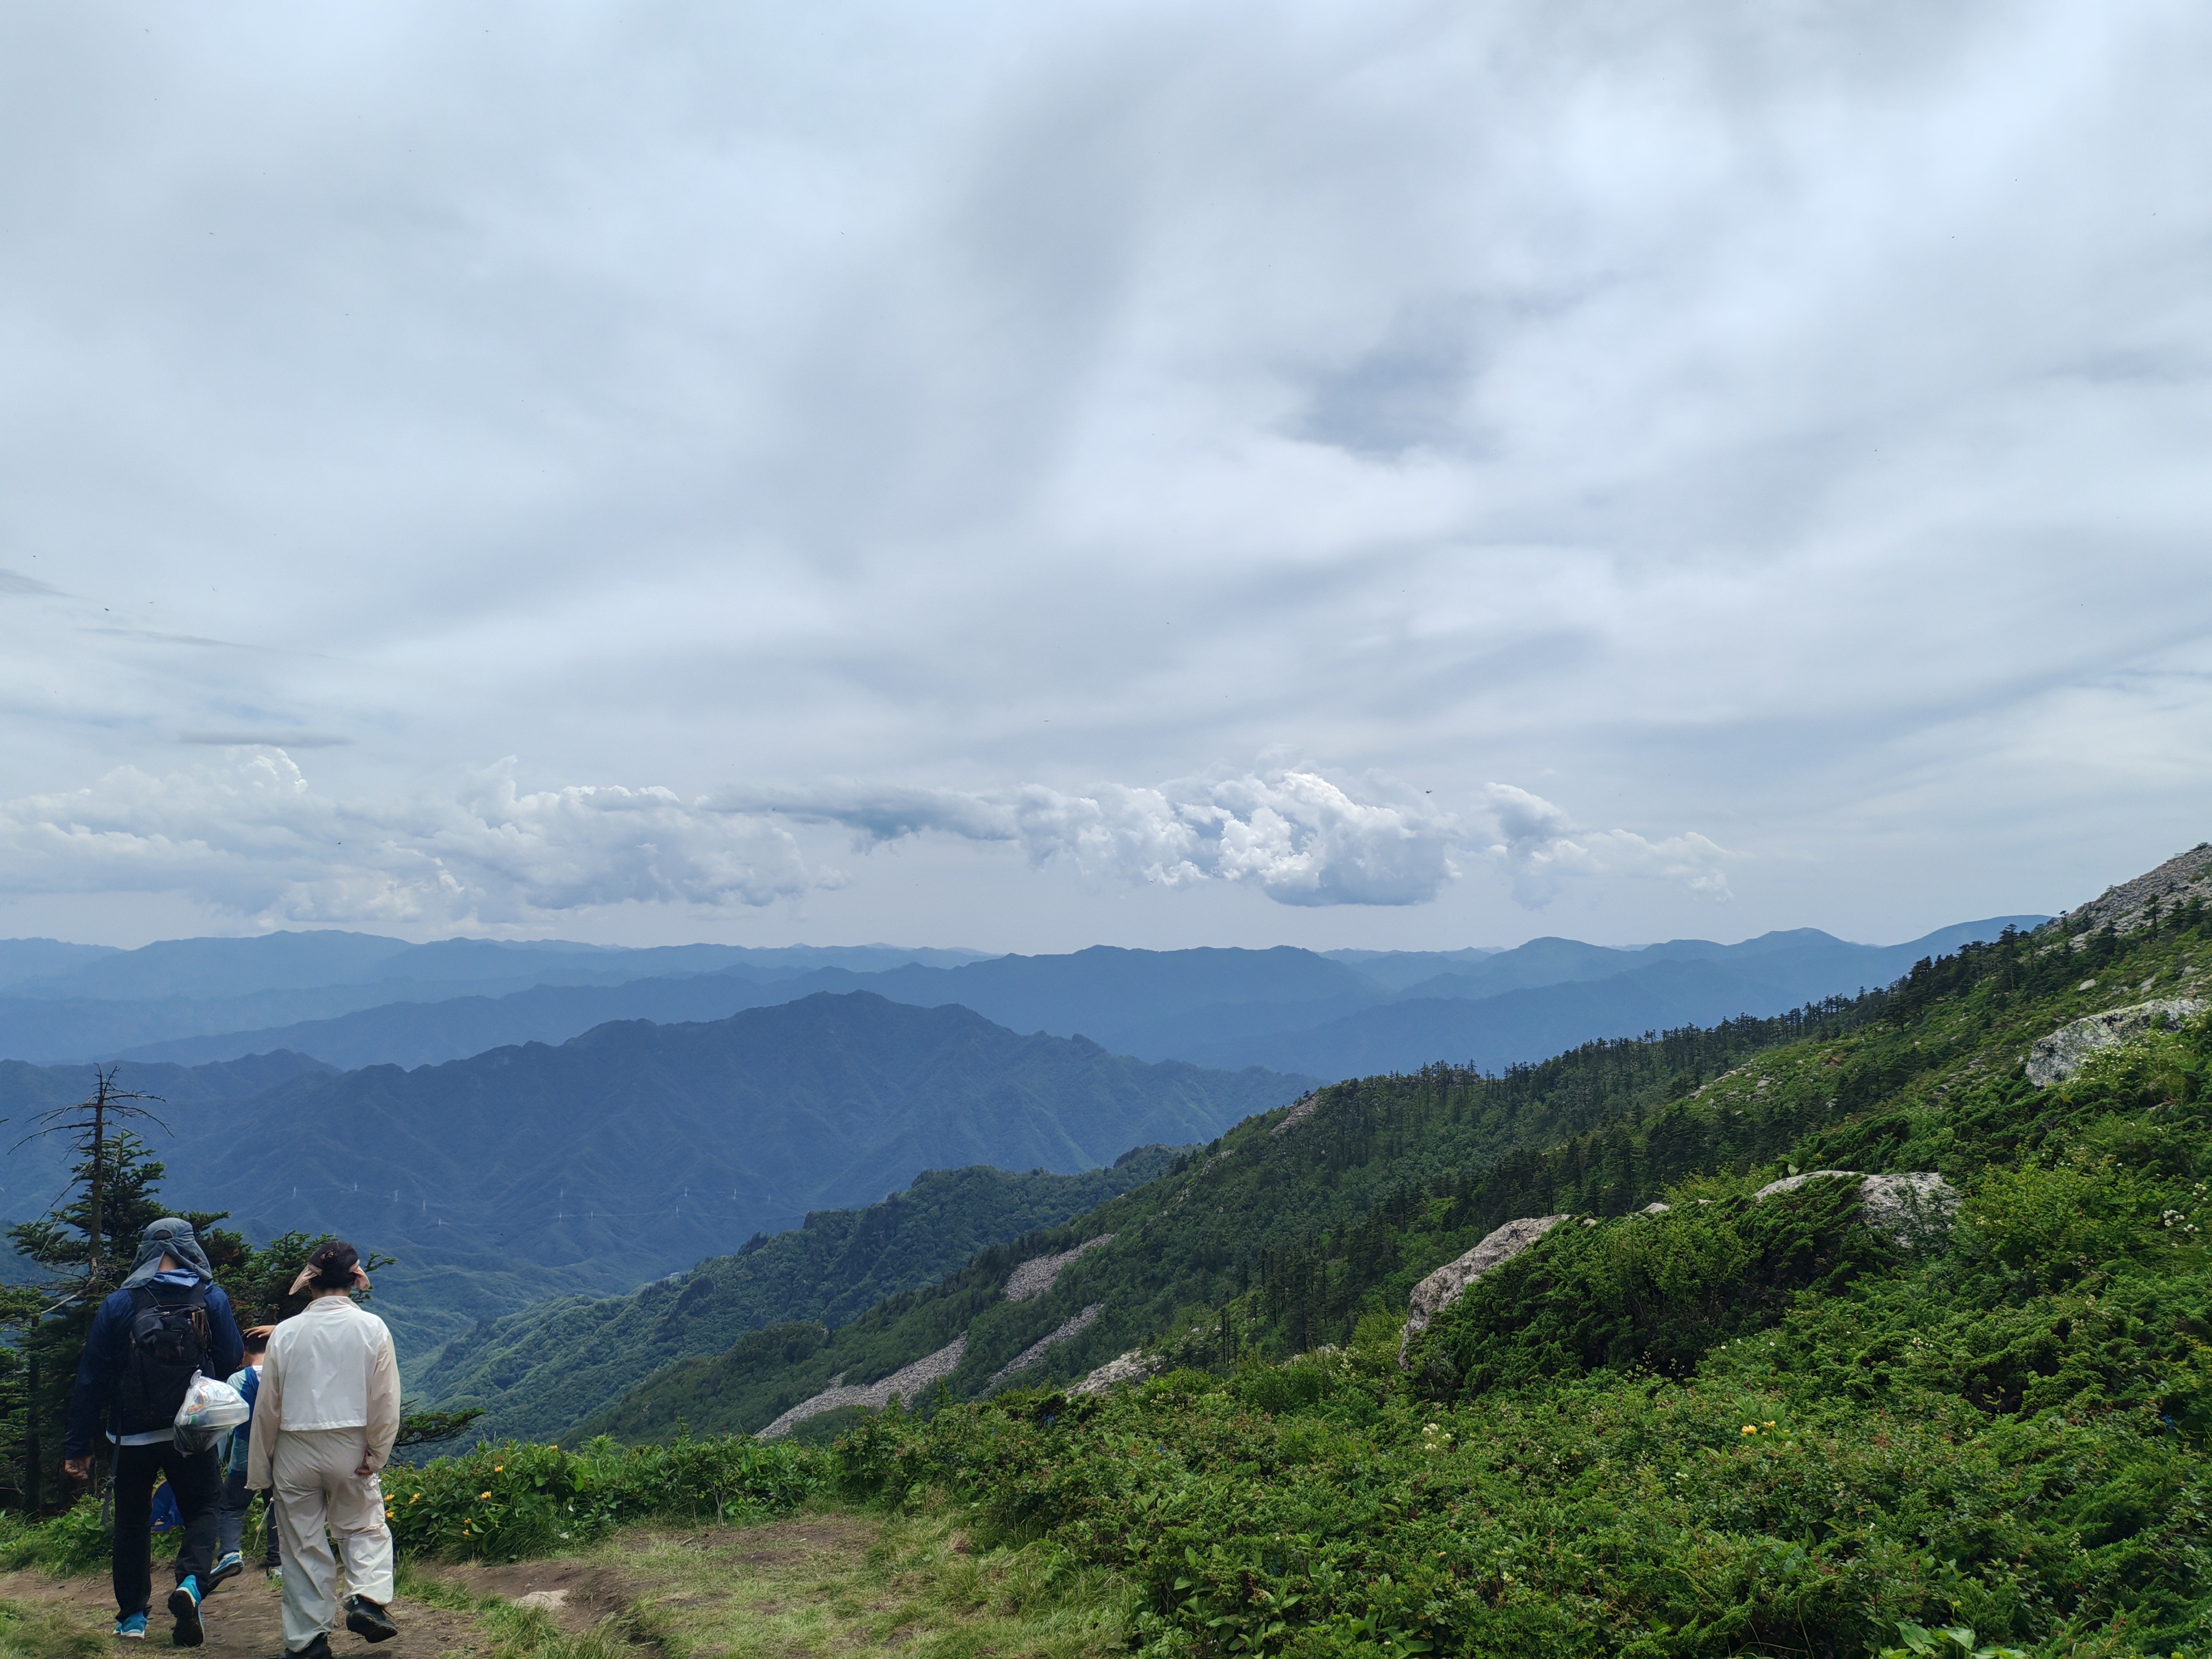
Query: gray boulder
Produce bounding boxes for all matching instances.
[2025,999,2203,1087]
[1070,1346,1166,1395]
[1751,1169,1857,1200]
[1859,1171,1960,1247]
[1751,1167,1959,1247]
[1399,1213,1569,1367]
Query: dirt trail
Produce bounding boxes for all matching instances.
[0,1567,485,1658]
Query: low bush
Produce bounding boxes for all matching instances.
[381,1432,821,1561]
[0,1499,149,1577]
[1409,1177,1897,1399]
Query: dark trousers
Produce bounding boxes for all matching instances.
[110,1440,221,1617]
[216,1463,281,1569]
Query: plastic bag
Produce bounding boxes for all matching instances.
[174,1371,251,1452]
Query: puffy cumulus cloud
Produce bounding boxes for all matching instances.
[1483,785,1734,908]
[0,750,836,926]
[731,770,1461,907]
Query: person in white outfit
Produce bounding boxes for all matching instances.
[246,1242,401,1659]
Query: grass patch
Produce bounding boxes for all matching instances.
[557,1496,1133,1659]
[0,1599,104,1659]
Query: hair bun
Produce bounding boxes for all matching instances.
[308,1239,360,1290]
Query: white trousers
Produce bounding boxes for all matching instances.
[270,1428,394,1651]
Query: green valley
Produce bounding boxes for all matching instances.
[409,1148,1183,1447]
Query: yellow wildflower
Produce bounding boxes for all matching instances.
[1741,1425,1758,1435]
[480,1491,494,1499]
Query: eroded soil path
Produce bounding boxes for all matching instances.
[0,1566,484,1659]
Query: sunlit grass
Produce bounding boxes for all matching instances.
[554,1498,1134,1659]
[0,1599,103,1659]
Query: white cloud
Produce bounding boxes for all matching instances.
[732,769,1462,907]
[1483,784,1734,908]
[0,750,838,926]
[0,3,2205,946]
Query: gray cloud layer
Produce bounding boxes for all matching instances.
[0,751,833,926]
[0,2,2206,946]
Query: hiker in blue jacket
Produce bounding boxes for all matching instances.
[61,1218,244,1645]
[212,1326,281,1588]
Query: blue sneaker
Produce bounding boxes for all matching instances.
[114,1612,149,1640]
[166,1578,204,1648]
[208,1552,242,1590]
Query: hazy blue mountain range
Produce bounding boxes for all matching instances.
[2,993,1309,1353]
[407,1149,1183,1448]
[0,1049,339,1282]
[0,932,993,1064]
[97,917,2044,1082]
[1171,920,2049,1076]
[0,938,125,988]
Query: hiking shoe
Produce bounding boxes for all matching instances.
[167,1578,204,1648]
[343,1597,397,1644]
[209,1553,244,1590]
[264,1566,282,1588]
[114,1613,149,1640]
[285,1636,331,1659]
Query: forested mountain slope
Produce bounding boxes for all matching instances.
[6,995,1306,1354]
[575,859,2212,1654]
[409,1149,1182,1448]
[588,898,2202,1439]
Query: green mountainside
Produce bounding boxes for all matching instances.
[408,1148,1182,1447]
[7,994,1309,1355]
[553,855,2212,1651]
[575,995,1872,1442]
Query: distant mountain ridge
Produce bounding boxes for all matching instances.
[97,917,2044,1081]
[0,934,995,1064]
[2,994,1310,1352]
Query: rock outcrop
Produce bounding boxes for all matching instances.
[987,1303,1105,1390]
[1070,1346,1166,1395]
[2026,1000,2203,1087]
[2059,845,2212,938]
[758,1336,967,1439]
[1003,1235,1114,1301]
[1858,1171,1960,1247]
[1751,1168,1959,1246]
[1271,1094,1322,1136]
[1398,1213,1569,1366]
[1750,1169,1858,1200]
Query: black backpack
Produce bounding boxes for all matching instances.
[112,1279,211,1434]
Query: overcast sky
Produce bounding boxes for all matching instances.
[2,1,2207,953]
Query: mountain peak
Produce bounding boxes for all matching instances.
[2064,843,2212,935]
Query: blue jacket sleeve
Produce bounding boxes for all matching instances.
[203,1287,244,1382]
[64,1291,132,1460]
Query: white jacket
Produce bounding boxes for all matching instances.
[247,1294,401,1483]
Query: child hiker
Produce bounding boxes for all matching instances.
[211,1325,281,1589]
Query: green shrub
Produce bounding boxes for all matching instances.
[1409,1177,1894,1400]
[381,1432,820,1560]
[0,1500,132,1577]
